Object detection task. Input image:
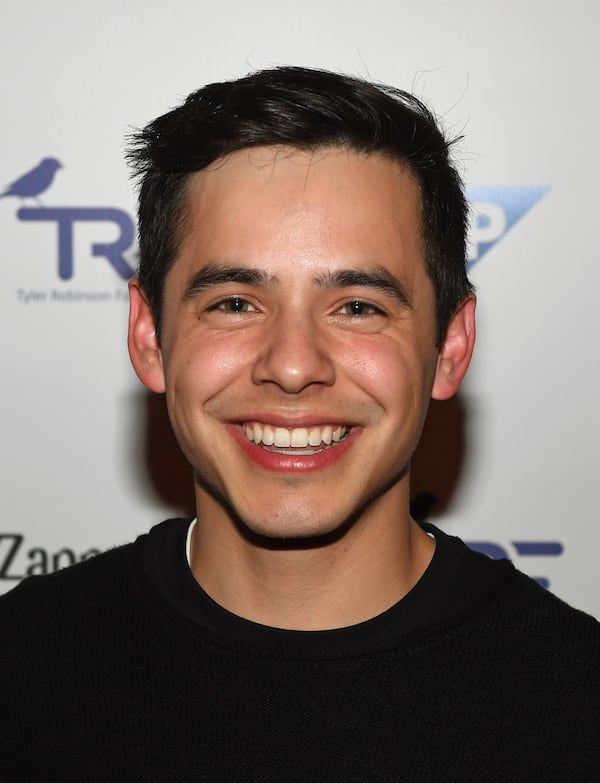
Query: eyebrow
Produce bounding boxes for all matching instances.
[315,268,413,309]
[182,264,277,302]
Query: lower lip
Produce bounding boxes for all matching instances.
[229,425,359,472]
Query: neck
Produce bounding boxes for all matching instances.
[189,490,435,631]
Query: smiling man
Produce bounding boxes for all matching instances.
[2,67,599,780]
[127,142,470,631]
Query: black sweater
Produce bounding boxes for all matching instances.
[1,519,599,782]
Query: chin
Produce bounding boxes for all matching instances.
[235,505,357,548]
[195,474,358,546]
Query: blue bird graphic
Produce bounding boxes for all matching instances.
[1,158,63,205]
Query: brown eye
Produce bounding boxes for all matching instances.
[208,296,257,313]
[349,300,366,315]
[223,297,246,312]
[339,300,382,317]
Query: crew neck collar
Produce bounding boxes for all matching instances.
[137,517,513,659]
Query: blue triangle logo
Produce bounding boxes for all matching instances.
[466,185,550,267]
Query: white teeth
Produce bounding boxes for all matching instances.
[245,422,347,449]
[273,427,291,447]
[308,427,322,447]
[290,428,309,447]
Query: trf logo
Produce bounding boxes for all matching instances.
[1,157,135,280]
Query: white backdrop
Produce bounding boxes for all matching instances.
[1,0,598,617]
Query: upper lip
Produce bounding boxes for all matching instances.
[231,414,356,428]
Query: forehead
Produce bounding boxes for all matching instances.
[173,146,425,280]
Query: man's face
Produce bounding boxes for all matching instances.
[134,146,462,540]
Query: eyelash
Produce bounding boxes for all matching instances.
[204,296,386,318]
[207,296,257,314]
[337,299,386,317]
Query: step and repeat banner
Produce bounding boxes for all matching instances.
[1,0,598,617]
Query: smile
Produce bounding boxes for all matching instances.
[242,422,349,453]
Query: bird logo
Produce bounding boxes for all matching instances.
[1,158,63,206]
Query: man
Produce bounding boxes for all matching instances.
[2,67,599,781]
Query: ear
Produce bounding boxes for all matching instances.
[127,278,166,393]
[431,293,476,401]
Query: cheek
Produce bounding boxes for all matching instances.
[201,344,248,378]
[168,333,252,397]
[341,336,417,399]
[340,333,439,428]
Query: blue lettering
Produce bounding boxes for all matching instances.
[17,207,135,280]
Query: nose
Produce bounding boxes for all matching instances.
[251,313,335,393]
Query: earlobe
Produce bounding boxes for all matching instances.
[127,278,166,393]
[431,293,476,401]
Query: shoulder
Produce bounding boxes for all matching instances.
[489,567,600,660]
[430,523,600,650]
[447,564,600,721]
[0,540,136,640]
[493,567,599,636]
[427,525,600,685]
[421,544,600,764]
[0,518,191,642]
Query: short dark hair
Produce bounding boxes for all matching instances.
[127,66,472,344]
